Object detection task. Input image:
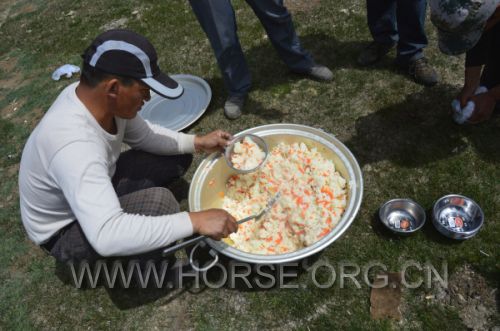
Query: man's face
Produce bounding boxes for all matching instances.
[113,80,151,119]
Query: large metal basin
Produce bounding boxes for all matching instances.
[189,124,363,264]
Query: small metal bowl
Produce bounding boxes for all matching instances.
[224,134,269,174]
[432,194,484,240]
[379,199,426,235]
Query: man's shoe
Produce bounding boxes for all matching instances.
[357,41,395,66]
[408,58,439,87]
[307,64,333,81]
[224,95,246,120]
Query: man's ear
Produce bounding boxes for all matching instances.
[104,79,120,99]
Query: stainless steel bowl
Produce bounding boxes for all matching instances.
[189,124,363,264]
[224,134,269,174]
[432,194,484,240]
[379,199,426,235]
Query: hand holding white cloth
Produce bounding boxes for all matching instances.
[451,86,488,124]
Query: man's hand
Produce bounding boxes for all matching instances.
[467,92,497,124]
[189,209,238,240]
[457,85,478,108]
[457,66,482,108]
[194,130,233,153]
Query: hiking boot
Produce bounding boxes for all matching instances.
[306,64,333,81]
[357,41,395,66]
[408,58,439,87]
[224,95,246,120]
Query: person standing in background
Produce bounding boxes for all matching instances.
[358,0,439,87]
[189,0,333,120]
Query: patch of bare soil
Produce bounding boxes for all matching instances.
[100,17,129,31]
[285,0,321,13]
[0,57,23,90]
[6,163,19,177]
[429,265,498,330]
[1,97,25,120]
[12,106,44,128]
[0,57,27,120]
[0,1,38,28]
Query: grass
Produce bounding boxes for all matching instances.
[0,0,499,330]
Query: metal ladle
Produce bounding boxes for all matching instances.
[162,192,281,257]
[224,134,269,174]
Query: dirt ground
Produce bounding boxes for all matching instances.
[429,265,498,330]
[285,0,321,13]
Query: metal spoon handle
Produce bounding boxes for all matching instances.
[162,213,259,256]
[162,234,207,256]
[237,214,260,224]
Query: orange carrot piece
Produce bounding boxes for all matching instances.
[318,227,330,237]
[321,186,334,200]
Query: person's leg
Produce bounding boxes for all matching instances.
[358,0,398,65]
[47,221,101,264]
[367,0,398,46]
[395,0,438,86]
[188,0,251,98]
[48,187,181,264]
[49,187,182,287]
[112,149,192,197]
[394,0,427,64]
[244,0,314,73]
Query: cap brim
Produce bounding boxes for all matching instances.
[437,26,484,55]
[142,72,183,99]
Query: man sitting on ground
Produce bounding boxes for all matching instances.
[19,29,238,266]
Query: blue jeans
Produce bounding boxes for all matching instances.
[189,0,314,97]
[367,0,428,64]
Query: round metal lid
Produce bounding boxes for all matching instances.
[139,74,211,131]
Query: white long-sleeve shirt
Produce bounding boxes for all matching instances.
[19,82,195,256]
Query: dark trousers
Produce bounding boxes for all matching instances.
[367,0,428,63]
[189,0,314,97]
[43,150,193,264]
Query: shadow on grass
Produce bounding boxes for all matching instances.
[53,249,320,310]
[193,34,367,102]
[104,284,191,310]
[191,33,428,124]
[344,84,500,167]
[53,259,198,310]
[300,33,441,84]
[186,75,286,125]
[201,76,225,117]
[244,32,425,91]
[244,97,285,121]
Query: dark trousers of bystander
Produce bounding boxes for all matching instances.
[366,0,428,64]
[188,0,314,97]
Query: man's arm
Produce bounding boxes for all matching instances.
[458,66,483,108]
[124,115,196,155]
[458,23,492,107]
[49,142,236,256]
[124,115,233,154]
